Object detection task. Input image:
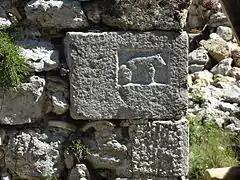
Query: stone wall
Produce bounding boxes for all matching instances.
[0,0,191,180]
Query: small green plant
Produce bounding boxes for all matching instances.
[189,89,206,105]
[45,175,58,180]
[188,115,239,180]
[0,31,30,90]
[65,140,90,163]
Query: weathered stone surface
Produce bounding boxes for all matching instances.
[186,0,211,29]
[84,0,191,30]
[25,0,89,30]
[0,76,46,125]
[0,17,11,28]
[188,48,210,73]
[51,92,69,115]
[231,47,240,68]
[68,164,90,180]
[17,39,59,72]
[81,121,131,177]
[227,67,240,80]
[5,128,67,179]
[209,12,230,28]
[65,31,188,120]
[129,119,188,178]
[210,58,232,75]
[189,48,210,65]
[0,129,5,145]
[200,37,230,62]
[216,26,233,41]
[189,64,205,73]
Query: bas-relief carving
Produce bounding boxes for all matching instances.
[117,50,169,85]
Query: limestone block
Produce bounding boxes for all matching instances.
[81,121,131,177]
[209,12,230,28]
[51,92,69,115]
[0,17,11,28]
[17,39,59,72]
[231,47,240,68]
[200,37,230,62]
[216,26,233,41]
[68,164,90,180]
[129,119,188,178]
[25,0,89,30]
[0,76,46,125]
[64,31,188,120]
[210,58,233,75]
[189,49,210,65]
[189,64,205,73]
[5,128,67,179]
[83,0,191,30]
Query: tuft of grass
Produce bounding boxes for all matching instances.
[189,89,206,105]
[0,31,30,90]
[188,115,239,180]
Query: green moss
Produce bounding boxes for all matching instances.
[0,32,30,90]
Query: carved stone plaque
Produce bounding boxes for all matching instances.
[64,32,188,120]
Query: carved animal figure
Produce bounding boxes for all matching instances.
[127,53,166,84]
[118,64,132,85]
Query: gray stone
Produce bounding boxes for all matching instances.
[129,119,188,178]
[189,64,205,73]
[216,26,233,41]
[193,70,213,82]
[83,0,191,30]
[64,31,188,120]
[51,92,69,115]
[227,67,240,80]
[5,128,67,179]
[0,76,46,125]
[17,39,59,72]
[25,0,89,31]
[219,102,239,113]
[82,121,130,177]
[0,17,11,28]
[210,58,232,75]
[223,85,240,104]
[0,129,5,145]
[46,76,69,93]
[189,49,210,65]
[231,47,240,68]
[187,0,210,29]
[68,164,90,180]
[200,37,230,62]
[209,12,231,28]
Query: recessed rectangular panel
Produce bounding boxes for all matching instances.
[118,49,170,85]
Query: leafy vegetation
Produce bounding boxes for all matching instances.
[189,89,206,105]
[65,140,90,163]
[0,31,30,90]
[188,115,239,180]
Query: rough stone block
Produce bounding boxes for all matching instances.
[25,0,89,31]
[0,76,46,125]
[129,119,188,178]
[83,0,191,30]
[65,32,188,120]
